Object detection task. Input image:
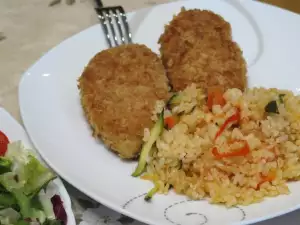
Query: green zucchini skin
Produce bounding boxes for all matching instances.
[132,110,164,177]
[166,94,181,110]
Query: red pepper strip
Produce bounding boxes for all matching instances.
[212,140,250,159]
[214,109,240,141]
[0,130,10,156]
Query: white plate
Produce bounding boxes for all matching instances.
[0,108,76,225]
[18,0,300,224]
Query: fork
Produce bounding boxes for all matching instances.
[94,0,132,47]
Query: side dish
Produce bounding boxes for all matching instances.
[133,85,300,206]
[0,131,67,225]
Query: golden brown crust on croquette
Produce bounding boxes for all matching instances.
[159,8,247,92]
[78,44,169,159]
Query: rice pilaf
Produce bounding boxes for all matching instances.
[141,84,300,206]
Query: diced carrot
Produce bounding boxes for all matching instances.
[213,92,226,107]
[256,170,276,189]
[141,174,152,180]
[203,106,209,113]
[263,170,276,181]
[207,87,226,110]
[207,93,214,110]
[164,116,176,129]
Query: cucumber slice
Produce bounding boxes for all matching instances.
[132,110,164,177]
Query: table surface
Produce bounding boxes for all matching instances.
[1,0,300,224]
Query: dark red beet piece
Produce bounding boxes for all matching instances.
[51,195,68,225]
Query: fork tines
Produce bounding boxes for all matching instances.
[95,6,132,48]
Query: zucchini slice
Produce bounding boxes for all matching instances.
[132,110,164,177]
[144,185,159,201]
[166,94,182,110]
[265,100,279,114]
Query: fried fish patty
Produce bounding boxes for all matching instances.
[159,8,247,92]
[78,44,169,159]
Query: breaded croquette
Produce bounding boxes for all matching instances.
[159,8,247,92]
[78,44,169,159]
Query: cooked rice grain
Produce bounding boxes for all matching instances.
[144,85,300,206]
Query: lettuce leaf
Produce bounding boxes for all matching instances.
[3,141,57,196]
[13,190,46,223]
[0,208,20,225]
[0,157,12,174]
[0,193,18,210]
[0,141,58,222]
[22,155,56,197]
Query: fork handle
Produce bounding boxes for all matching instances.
[94,0,103,8]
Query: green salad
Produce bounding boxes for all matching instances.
[0,140,67,225]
